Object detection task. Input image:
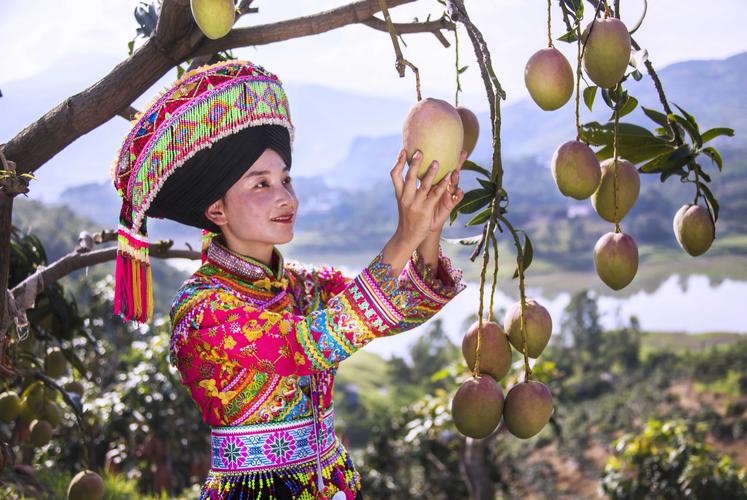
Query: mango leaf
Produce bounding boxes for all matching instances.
[595,142,674,165]
[477,178,496,192]
[442,234,483,246]
[466,207,492,227]
[512,232,534,279]
[461,160,491,178]
[668,113,702,148]
[558,30,579,43]
[701,127,735,144]
[609,95,638,120]
[583,86,597,111]
[695,164,711,183]
[701,146,723,171]
[659,146,694,182]
[630,69,643,81]
[62,347,88,379]
[699,182,720,222]
[458,65,469,74]
[673,103,700,134]
[642,107,673,136]
[639,145,687,174]
[455,188,493,214]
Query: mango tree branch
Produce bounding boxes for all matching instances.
[196,0,416,56]
[361,16,455,47]
[4,0,417,177]
[8,233,199,323]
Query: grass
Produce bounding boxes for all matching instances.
[641,331,743,354]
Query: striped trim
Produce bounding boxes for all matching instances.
[354,269,404,327]
[404,257,451,305]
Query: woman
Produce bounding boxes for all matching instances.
[112,60,466,499]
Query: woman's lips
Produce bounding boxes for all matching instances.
[271,215,294,224]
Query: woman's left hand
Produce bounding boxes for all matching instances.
[429,149,467,232]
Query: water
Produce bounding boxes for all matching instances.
[361,274,747,360]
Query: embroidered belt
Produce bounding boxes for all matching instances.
[210,407,336,473]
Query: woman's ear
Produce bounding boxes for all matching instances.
[204,198,228,227]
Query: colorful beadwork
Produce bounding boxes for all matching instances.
[111,60,294,323]
[170,237,465,498]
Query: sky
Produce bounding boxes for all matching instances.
[2,0,747,110]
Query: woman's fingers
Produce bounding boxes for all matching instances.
[402,150,422,204]
[417,161,439,203]
[390,148,406,199]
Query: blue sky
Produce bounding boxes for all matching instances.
[2,0,746,200]
[3,1,747,106]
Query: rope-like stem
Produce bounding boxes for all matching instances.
[377,0,422,101]
[613,82,622,233]
[547,0,553,48]
[454,26,461,106]
[574,10,583,141]
[496,215,531,381]
[472,213,496,378]
[487,231,499,322]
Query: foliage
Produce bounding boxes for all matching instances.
[602,420,747,499]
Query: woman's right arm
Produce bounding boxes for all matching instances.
[169,149,458,381]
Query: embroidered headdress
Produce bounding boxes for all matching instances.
[111,60,294,323]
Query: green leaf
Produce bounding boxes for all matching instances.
[630,69,643,81]
[127,40,135,56]
[668,113,702,148]
[639,146,685,174]
[601,88,616,109]
[583,86,598,111]
[461,160,491,178]
[695,163,712,183]
[642,107,673,132]
[658,146,694,182]
[442,234,484,246]
[701,127,735,143]
[699,182,720,222]
[458,65,469,74]
[582,121,674,164]
[557,30,579,43]
[512,232,534,278]
[477,178,496,192]
[176,65,185,79]
[672,103,700,134]
[466,207,492,226]
[610,95,638,120]
[701,147,723,171]
[62,348,88,379]
[455,188,493,214]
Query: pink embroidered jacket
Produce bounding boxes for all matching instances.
[169,238,465,428]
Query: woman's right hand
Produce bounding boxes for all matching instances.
[389,148,451,249]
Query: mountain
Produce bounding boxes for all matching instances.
[326,51,747,187]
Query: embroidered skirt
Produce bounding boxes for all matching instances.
[201,407,362,499]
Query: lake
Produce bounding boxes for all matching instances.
[361,274,747,360]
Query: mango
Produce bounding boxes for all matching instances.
[551,140,601,199]
[451,375,504,439]
[525,48,574,111]
[591,158,639,223]
[582,17,631,88]
[402,97,464,183]
[594,231,638,290]
[503,381,553,439]
[673,204,715,256]
[191,0,235,40]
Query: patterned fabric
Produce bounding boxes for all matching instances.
[170,237,465,498]
[210,406,335,472]
[111,60,294,323]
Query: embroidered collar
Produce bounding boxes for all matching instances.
[206,238,288,291]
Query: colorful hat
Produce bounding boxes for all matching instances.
[111,60,295,323]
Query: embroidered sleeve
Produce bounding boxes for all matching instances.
[169,251,421,381]
[396,244,467,328]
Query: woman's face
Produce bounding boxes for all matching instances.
[204,148,298,262]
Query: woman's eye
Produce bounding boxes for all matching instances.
[283,177,292,184]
